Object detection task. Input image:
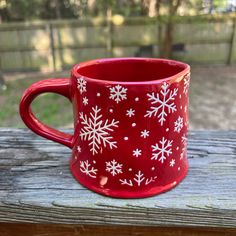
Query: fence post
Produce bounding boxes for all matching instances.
[227,17,236,65]
[106,8,113,57]
[46,23,56,71]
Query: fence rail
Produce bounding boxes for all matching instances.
[0,15,236,72]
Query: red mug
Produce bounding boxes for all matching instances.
[19,58,190,198]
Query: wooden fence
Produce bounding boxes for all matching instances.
[0,15,236,72]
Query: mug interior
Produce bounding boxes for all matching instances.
[76,58,189,83]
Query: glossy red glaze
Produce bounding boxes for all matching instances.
[19,58,190,198]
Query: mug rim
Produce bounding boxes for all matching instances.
[72,57,190,85]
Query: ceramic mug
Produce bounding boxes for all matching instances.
[19,58,190,198]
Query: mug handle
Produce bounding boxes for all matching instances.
[19,78,74,149]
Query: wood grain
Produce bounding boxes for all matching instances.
[0,128,235,229]
[0,223,235,236]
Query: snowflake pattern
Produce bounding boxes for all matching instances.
[140,129,149,138]
[77,145,82,153]
[106,159,123,176]
[126,108,135,117]
[151,137,173,163]
[109,85,127,103]
[174,116,183,133]
[79,106,119,155]
[180,134,188,160]
[145,82,178,126]
[133,148,142,157]
[77,77,87,94]
[80,160,97,178]
[184,105,187,113]
[73,73,188,188]
[183,74,190,95]
[169,159,175,167]
[120,170,157,187]
[83,97,89,106]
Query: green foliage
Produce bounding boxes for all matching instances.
[1,0,234,23]
[0,77,73,128]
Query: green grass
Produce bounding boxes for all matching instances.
[0,78,73,128]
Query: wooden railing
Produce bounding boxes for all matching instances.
[0,128,235,235]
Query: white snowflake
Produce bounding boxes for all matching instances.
[133,148,142,157]
[120,170,157,187]
[82,97,88,106]
[180,134,188,160]
[151,137,173,163]
[119,179,133,186]
[106,159,123,176]
[174,116,183,133]
[77,145,82,153]
[79,106,119,155]
[169,159,175,167]
[80,160,97,178]
[126,108,135,117]
[133,170,145,186]
[184,105,187,113]
[77,77,87,94]
[109,85,127,103]
[145,176,157,185]
[144,82,178,126]
[183,74,190,95]
[140,129,149,138]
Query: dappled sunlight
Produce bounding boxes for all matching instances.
[62,49,75,65]
[91,16,105,26]
[32,30,50,51]
[142,34,152,44]
[56,27,86,45]
[113,47,138,57]
[112,14,124,25]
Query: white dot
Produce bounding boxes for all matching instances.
[178,167,180,171]
[129,168,132,171]
[179,94,182,99]
[180,106,183,109]
[75,156,77,160]
[109,108,113,113]
[132,123,136,127]
[176,146,179,150]
[166,128,169,132]
[97,93,101,97]
[124,137,129,140]
[93,160,96,164]
[135,97,139,102]
[151,167,155,171]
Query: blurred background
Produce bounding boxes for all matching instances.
[0,0,235,130]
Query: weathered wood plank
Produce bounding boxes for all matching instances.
[0,223,235,236]
[0,128,235,228]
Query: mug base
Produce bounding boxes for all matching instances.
[70,160,189,199]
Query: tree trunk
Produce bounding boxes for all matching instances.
[160,0,182,58]
[54,0,61,19]
[161,19,173,58]
[156,0,162,56]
